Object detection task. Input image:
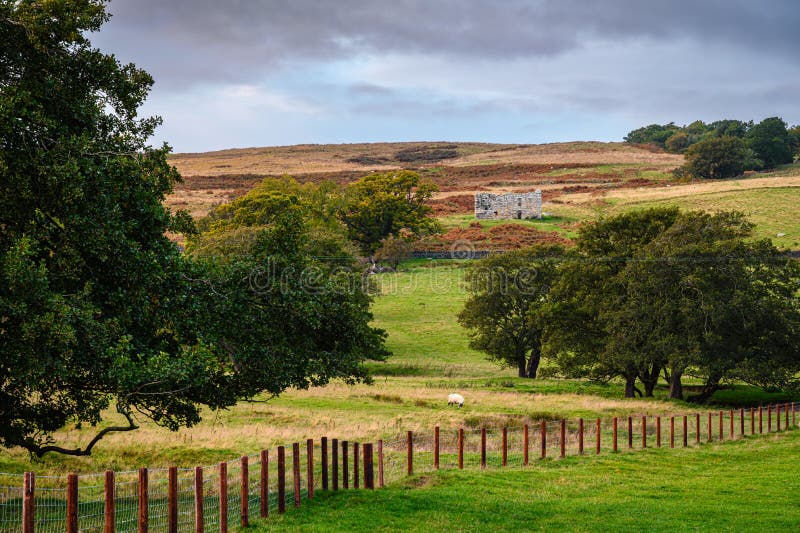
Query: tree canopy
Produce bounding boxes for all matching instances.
[542,209,800,400]
[625,117,798,173]
[458,244,570,378]
[0,1,387,456]
[340,170,439,254]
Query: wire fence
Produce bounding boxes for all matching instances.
[3,402,797,532]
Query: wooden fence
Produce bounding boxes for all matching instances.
[2,402,796,532]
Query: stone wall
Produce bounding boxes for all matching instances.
[474,191,542,220]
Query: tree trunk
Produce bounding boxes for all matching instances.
[639,365,661,398]
[669,369,684,400]
[687,380,719,404]
[517,356,527,378]
[525,349,541,379]
[624,375,637,398]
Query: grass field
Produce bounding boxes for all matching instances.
[1,262,796,478]
[252,429,800,532]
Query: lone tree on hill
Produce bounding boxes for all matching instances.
[0,1,387,457]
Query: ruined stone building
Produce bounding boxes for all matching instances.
[474,191,542,220]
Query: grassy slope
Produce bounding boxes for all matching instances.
[253,429,800,532]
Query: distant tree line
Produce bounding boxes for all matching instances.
[459,208,800,401]
[625,118,800,179]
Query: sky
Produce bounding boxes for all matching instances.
[91,0,800,153]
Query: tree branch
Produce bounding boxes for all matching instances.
[27,406,139,458]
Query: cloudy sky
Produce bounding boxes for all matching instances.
[92,0,800,153]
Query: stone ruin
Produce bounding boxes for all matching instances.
[474,191,542,220]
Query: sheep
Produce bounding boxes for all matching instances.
[447,393,464,408]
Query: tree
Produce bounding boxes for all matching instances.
[340,170,439,253]
[374,231,413,270]
[746,117,794,169]
[681,136,748,179]
[459,245,569,378]
[545,208,800,401]
[624,123,680,148]
[0,1,386,457]
[543,208,681,397]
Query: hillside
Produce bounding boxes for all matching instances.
[165,141,682,219]
[165,141,799,248]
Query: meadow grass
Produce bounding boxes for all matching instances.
[1,263,795,477]
[251,428,800,532]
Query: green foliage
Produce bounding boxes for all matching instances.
[623,123,681,148]
[745,116,794,169]
[543,208,681,396]
[374,232,414,270]
[458,245,570,378]
[0,1,385,457]
[544,208,800,401]
[341,171,440,254]
[680,136,749,179]
[625,117,795,170]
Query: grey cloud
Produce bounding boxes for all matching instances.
[94,0,800,87]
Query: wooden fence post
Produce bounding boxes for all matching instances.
[292,443,301,508]
[276,447,285,514]
[560,420,566,458]
[434,427,440,470]
[194,467,203,533]
[785,403,789,429]
[524,424,530,465]
[407,432,413,476]
[458,429,465,469]
[378,439,385,488]
[220,462,229,532]
[670,417,675,449]
[104,470,115,533]
[541,420,547,458]
[751,408,756,435]
[656,416,661,448]
[240,456,249,527]
[23,472,34,533]
[718,411,724,441]
[502,427,509,466]
[612,417,618,453]
[342,441,349,489]
[768,404,773,432]
[729,410,734,438]
[332,439,339,491]
[259,451,268,518]
[595,418,601,455]
[627,417,633,449]
[707,412,712,442]
[578,419,584,455]
[739,408,745,437]
[683,416,688,448]
[168,466,178,533]
[695,414,700,444]
[306,439,314,499]
[364,443,374,490]
[138,468,148,533]
[321,437,328,491]
[793,403,796,427]
[481,428,487,469]
[641,416,647,449]
[353,443,360,490]
[67,473,78,533]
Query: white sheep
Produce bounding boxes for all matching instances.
[447,393,464,408]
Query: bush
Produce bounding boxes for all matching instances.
[681,136,748,179]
